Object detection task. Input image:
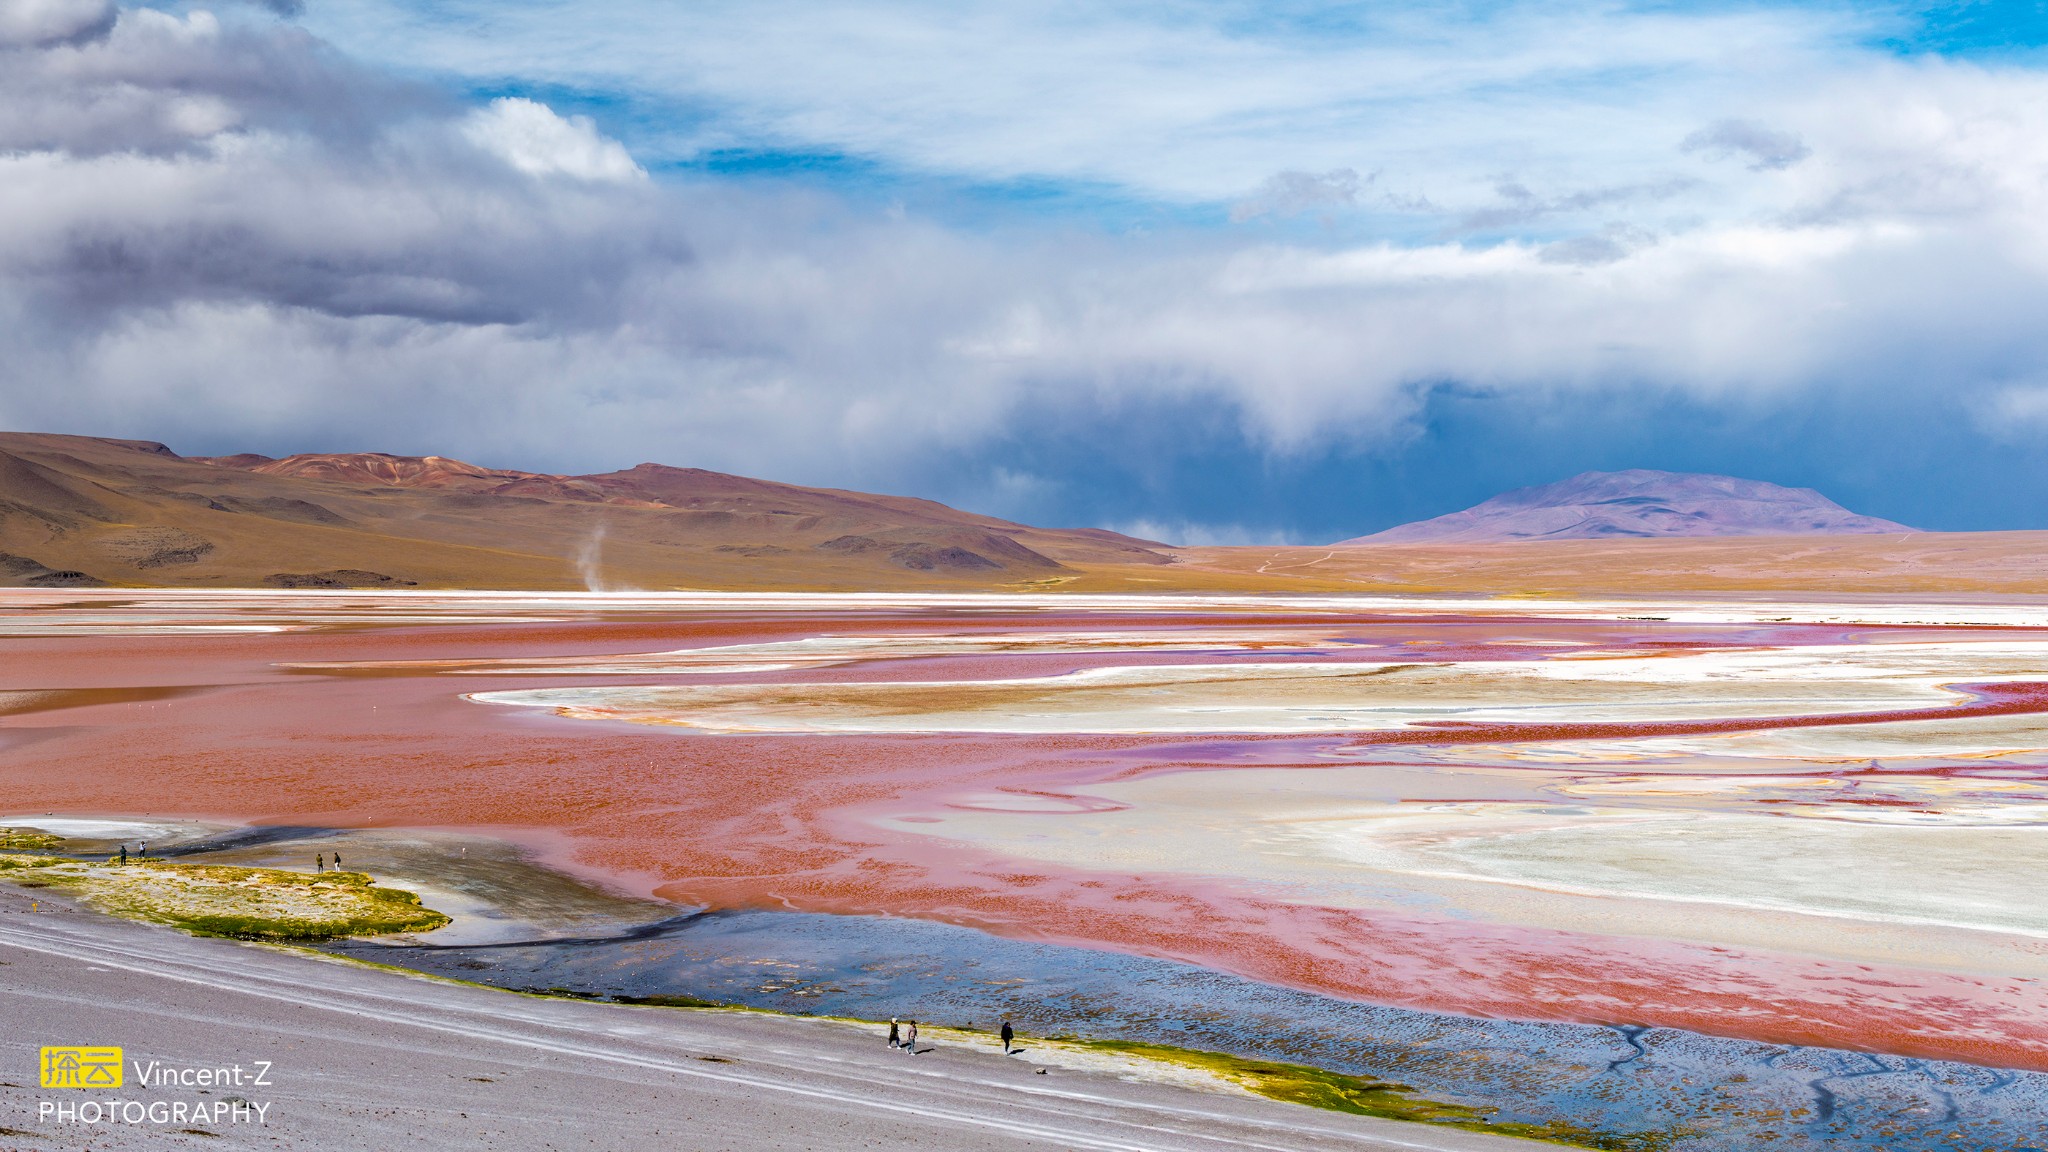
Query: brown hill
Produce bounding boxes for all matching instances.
[0,433,1175,590]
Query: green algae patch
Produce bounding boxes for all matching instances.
[1,859,449,941]
[1070,1038,1683,1151]
[0,828,62,852]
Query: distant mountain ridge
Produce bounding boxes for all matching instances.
[0,433,1175,590]
[1344,470,1916,544]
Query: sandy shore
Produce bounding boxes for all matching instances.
[0,886,1551,1151]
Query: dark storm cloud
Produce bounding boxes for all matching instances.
[0,11,458,174]
[0,7,693,336]
[0,0,115,47]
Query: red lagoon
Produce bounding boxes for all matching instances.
[4,605,2046,1073]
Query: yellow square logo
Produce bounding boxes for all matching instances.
[40,1047,122,1089]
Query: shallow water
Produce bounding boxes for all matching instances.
[332,907,2048,1152]
[11,589,2048,1136]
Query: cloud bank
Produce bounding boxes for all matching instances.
[7,3,2048,539]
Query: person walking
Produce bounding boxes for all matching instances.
[888,1017,901,1048]
[1000,1020,1014,1054]
[903,1021,918,1054]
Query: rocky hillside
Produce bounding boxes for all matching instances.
[0,433,1174,590]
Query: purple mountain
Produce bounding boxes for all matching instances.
[1343,470,1918,544]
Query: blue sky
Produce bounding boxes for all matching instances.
[9,0,2048,538]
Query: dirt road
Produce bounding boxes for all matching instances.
[0,888,1553,1152]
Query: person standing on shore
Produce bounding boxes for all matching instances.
[333,851,343,870]
[888,1018,900,1048]
[1000,1021,1014,1054]
[316,853,325,871]
[118,845,127,865]
[903,1021,918,1054]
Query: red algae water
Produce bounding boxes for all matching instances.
[7,590,2048,1076]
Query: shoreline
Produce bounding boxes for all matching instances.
[2,879,1566,1152]
[0,856,1604,1150]
[6,815,2046,1150]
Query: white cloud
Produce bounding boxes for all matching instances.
[8,3,2048,518]
[1683,119,1812,171]
[462,97,644,183]
[1112,519,1292,547]
[303,0,1868,227]
[1230,169,1364,222]
[1974,383,2048,441]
